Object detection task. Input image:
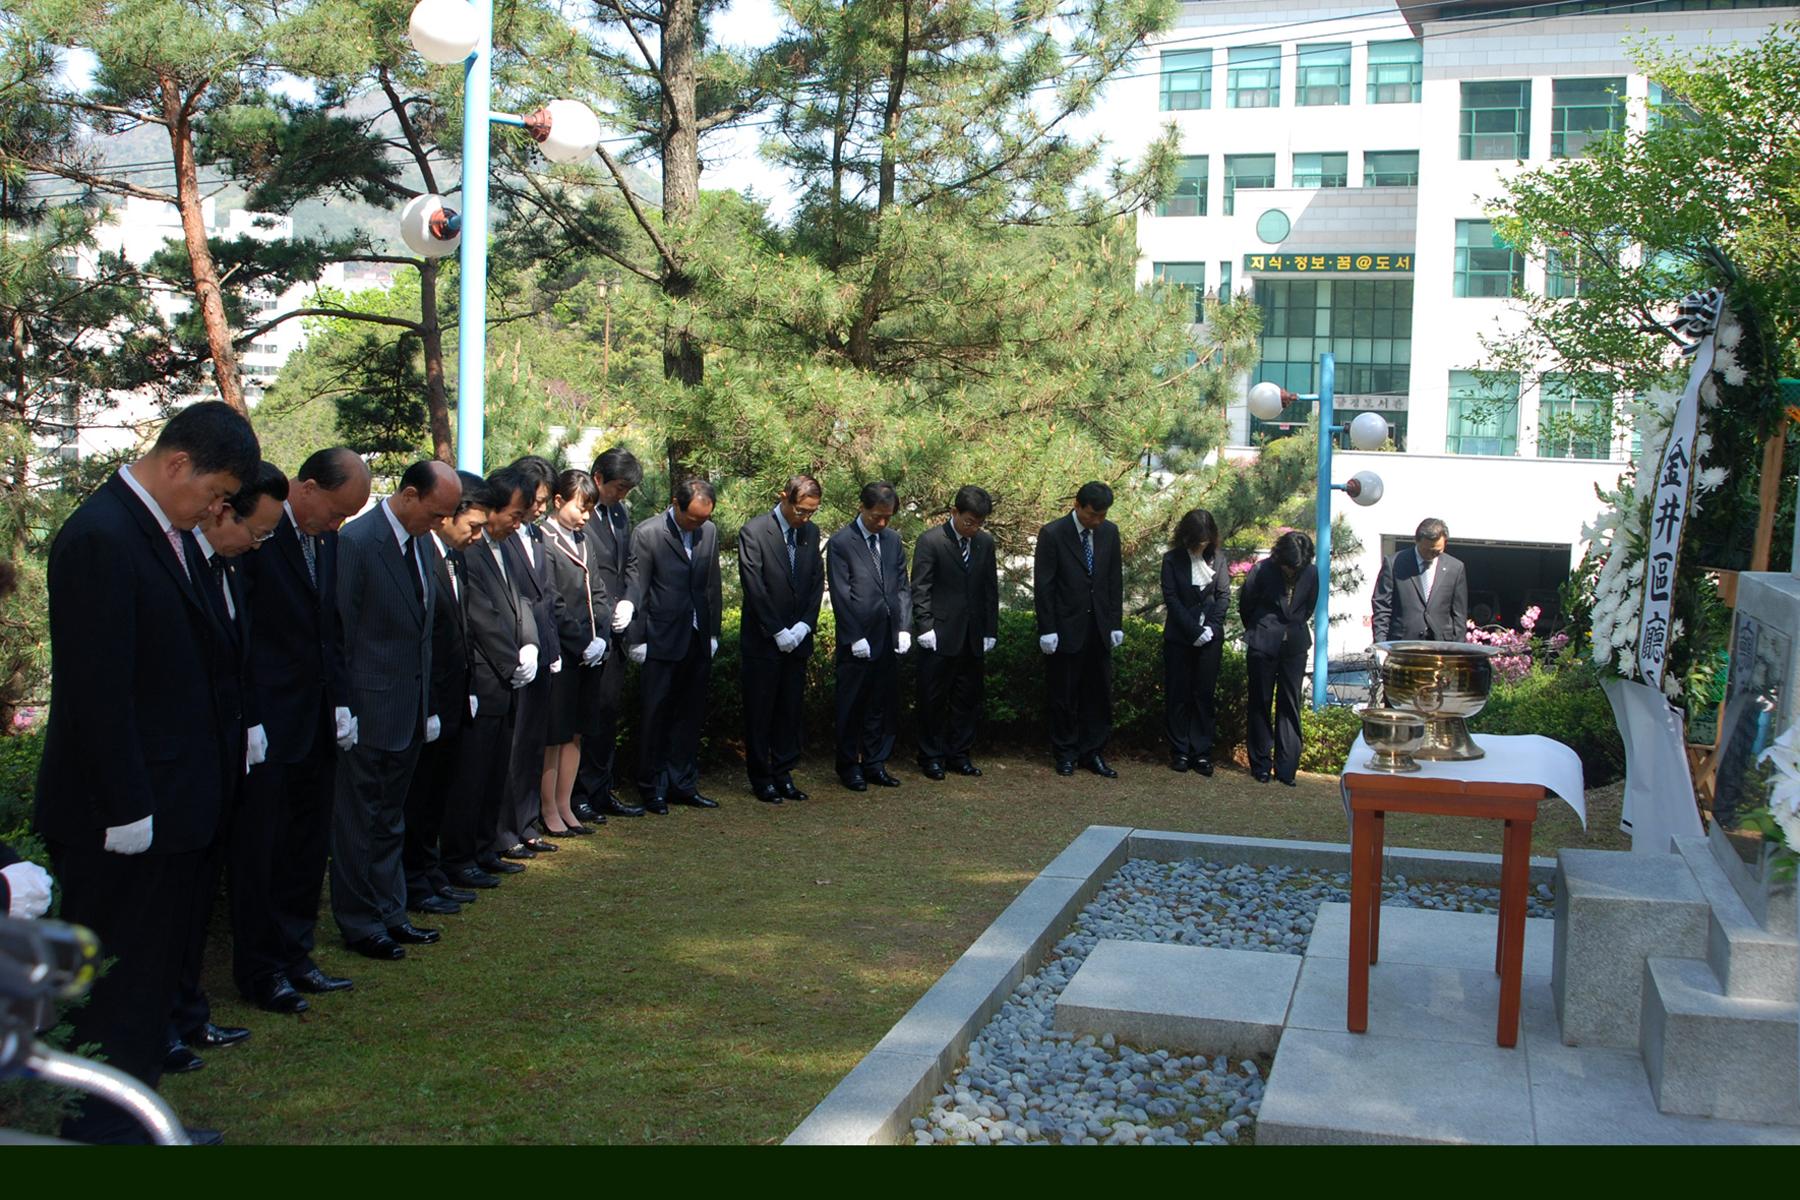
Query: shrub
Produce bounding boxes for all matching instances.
[0,730,43,851]
[1472,658,1624,785]
[1298,705,1364,774]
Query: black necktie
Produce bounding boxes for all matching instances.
[572,528,585,544]
[298,528,317,588]
[867,533,883,583]
[959,534,971,569]
[1081,527,1094,576]
[786,526,798,582]
[402,538,423,603]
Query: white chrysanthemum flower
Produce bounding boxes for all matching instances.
[1701,377,1720,407]
[1723,363,1748,387]
[1697,466,1730,492]
[1662,672,1682,700]
[1696,432,1712,459]
[1717,320,1743,349]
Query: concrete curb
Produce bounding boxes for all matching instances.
[784,827,1544,1144]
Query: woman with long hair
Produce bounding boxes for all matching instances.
[538,469,602,835]
[1237,530,1317,787]
[1161,508,1229,776]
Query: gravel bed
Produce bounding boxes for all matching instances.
[912,857,1555,1146]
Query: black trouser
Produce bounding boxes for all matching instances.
[1163,637,1224,760]
[916,642,984,767]
[1047,630,1112,763]
[443,708,514,872]
[574,654,625,803]
[402,730,460,904]
[231,726,335,996]
[51,842,203,1144]
[499,669,552,849]
[834,646,898,773]
[170,832,228,1045]
[329,739,422,942]
[637,634,711,799]
[1246,646,1306,782]
[742,650,807,788]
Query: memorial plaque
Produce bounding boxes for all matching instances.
[1712,611,1788,827]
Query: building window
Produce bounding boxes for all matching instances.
[1292,152,1348,188]
[1538,374,1612,459]
[1160,50,1212,111]
[1552,77,1626,158]
[1223,154,1275,216]
[1253,278,1413,449]
[1460,80,1531,160]
[1367,40,1422,104]
[1157,156,1208,217]
[1363,150,1420,187]
[1447,371,1520,456]
[1153,262,1207,323]
[1544,240,1613,299]
[1454,219,1523,298]
[1648,81,1697,131]
[1218,260,1233,299]
[1227,46,1281,109]
[1296,43,1350,106]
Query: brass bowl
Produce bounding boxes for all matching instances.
[1375,640,1499,761]
[1358,706,1427,773]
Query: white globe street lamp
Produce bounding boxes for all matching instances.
[407,0,480,64]
[1247,380,1289,422]
[398,194,461,258]
[1348,411,1390,452]
[1345,469,1385,507]
[527,100,603,165]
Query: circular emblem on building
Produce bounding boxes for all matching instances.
[1356,255,1374,270]
[1255,209,1291,245]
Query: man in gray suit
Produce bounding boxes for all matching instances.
[330,460,461,961]
[1371,517,1470,645]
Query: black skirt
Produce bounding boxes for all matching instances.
[545,659,583,744]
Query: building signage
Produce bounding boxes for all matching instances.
[1336,393,1408,412]
[1244,252,1414,273]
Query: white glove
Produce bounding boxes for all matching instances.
[1195,626,1215,648]
[1110,629,1124,649]
[549,657,563,675]
[104,815,153,856]
[513,643,538,686]
[469,694,479,718]
[789,622,811,643]
[851,638,872,660]
[581,635,607,666]
[710,636,719,657]
[896,631,912,655]
[335,706,357,750]
[611,600,635,633]
[245,723,268,773]
[773,627,798,653]
[2,861,53,919]
[982,636,996,653]
[1038,633,1059,655]
[628,643,648,664]
[1373,645,1390,668]
[918,629,937,653]
[425,715,441,743]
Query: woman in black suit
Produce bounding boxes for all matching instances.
[1238,531,1318,787]
[1161,508,1229,775]
[538,469,602,836]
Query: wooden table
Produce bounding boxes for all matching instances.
[1341,770,1548,1049]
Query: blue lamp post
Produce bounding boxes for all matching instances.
[1248,352,1389,709]
[405,0,602,473]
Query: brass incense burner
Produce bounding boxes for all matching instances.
[1374,640,1499,761]
[1357,707,1427,773]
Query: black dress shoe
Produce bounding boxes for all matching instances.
[1279,777,1298,788]
[1084,755,1119,779]
[1253,770,1273,783]
[753,783,782,804]
[777,780,808,801]
[1055,760,1075,776]
[1170,755,1190,772]
[501,842,537,860]
[568,823,596,836]
[920,761,945,781]
[677,792,719,809]
[953,761,982,777]
[839,770,867,792]
[409,894,461,916]
[250,974,310,1014]
[525,837,560,852]
[387,921,440,945]
[440,885,479,904]
[600,794,645,818]
[572,802,607,825]
[291,966,353,994]
[346,933,405,961]
[185,1126,225,1146]
[163,1042,204,1074]
[188,1023,251,1049]
[449,866,501,889]
[641,793,669,815]
[542,825,579,838]
[482,857,527,874]
[866,767,902,788]
[1194,757,1214,777]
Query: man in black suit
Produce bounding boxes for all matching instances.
[827,481,913,792]
[442,468,539,889]
[913,486,1000,780]
[738,474,825,803]
[1371,517,1469,646]
[330,460,461,962]
[34,400,258,1143]
[622,477,724,812]
[576,446,645,819]
[1034,481,1124,778]
[1239,531,1319,786]
[496,456,565,860]
[401,470,492,918]
[233,447,370,1014]
[165,462,287,1077]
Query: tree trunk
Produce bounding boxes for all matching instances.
[161,74,244,414]
[419,257,452,461]
[846,0,911,370]
[660,0,703,478]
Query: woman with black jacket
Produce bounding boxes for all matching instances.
[1237,530,1318,786]
[1161,509,1230,776]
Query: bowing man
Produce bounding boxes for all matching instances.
[1034,481,1124,779]
[575,445,644,820]
[912,486,999,780]
[827,481,913,792]
[738,474,825,804]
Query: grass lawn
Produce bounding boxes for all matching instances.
[164,754,1626,1145]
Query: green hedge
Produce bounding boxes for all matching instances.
[1473,658,1625,785]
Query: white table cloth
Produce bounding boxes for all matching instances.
[1341,732,1587,828]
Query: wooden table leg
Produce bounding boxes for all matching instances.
[1368,810,1385,965]
[1495,817,1533,1048]
[1348,808,1373,1034]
